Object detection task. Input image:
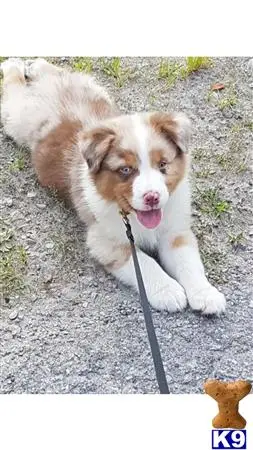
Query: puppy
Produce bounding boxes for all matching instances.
[0,58,226,314]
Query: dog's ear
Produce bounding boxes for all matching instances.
[150,112,191,153]
[81,127,117,173]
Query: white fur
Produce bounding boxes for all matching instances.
[0,58,226,315]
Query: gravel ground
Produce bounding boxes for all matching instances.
[0,57,252,394]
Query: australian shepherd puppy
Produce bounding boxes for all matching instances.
[1,58,226,314]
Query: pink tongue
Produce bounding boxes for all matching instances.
[136,209,162,229]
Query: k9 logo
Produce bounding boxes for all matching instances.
[212,430,246,449]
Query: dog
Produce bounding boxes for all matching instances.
[0,58,226,314]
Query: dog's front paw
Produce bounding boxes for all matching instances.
[188,285,226,315]
[148,279,187,312]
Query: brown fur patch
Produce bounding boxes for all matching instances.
[105,244,131,271]
[150,148,186,193]
[149,112,179,149]
[89,98,117,120]
[172,235,188,248]
[93,149,139,213]
[33,120,82,198]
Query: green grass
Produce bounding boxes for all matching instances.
[9,156,25,172]
[196,188,230,218]
[0,221,28,299]
[231,121,253,133]
[192,147,209,161]
[101,57,132,87]
[207,83,238,111]
[158,57,212,87]
[228,231,245,246]
[195,168,213,179]
[158,60,181,87]
[218,93,237,110]
[72,57,93,73]
[181,57,212,78]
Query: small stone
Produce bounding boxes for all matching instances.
[82,301,88,308]
[90,292,98,301]
[249,300,253,308]
[27,191,37,198]
[45,242,54,249]
[37,203,46,209]
[44,273,53,283]
[5,198,13,207]
[9,310,18,320]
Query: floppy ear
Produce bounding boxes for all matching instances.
[150,112,191,153]
[81,127,117,174]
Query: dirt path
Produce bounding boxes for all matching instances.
[0,57,252,393]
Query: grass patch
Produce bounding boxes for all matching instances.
[195,169,213,179]
[207,83,238,111]
[228,232,245,247]
[0,221,28,299]
[181,57,212,78]
[192,147,209,162]
[216,124,249,174]
[158,60,181,87]
[9,156,25,172]
[101,57,132,87]
[231,121,253,133]
[218,93,237,110]
[72,57,93,73]
[196,188,230,218]
[158,57,212,87]
[216,153,247,174]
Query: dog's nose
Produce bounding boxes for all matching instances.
[143,191,160,207]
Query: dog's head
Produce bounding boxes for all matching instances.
[80,112,191,229]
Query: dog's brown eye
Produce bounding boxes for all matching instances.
[119,166,133,176]
[159,160,168,171]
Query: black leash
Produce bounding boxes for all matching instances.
[121,212,170,394]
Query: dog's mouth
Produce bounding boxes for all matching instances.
[136,209,162,229]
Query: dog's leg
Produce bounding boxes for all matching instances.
[87,224,187,312]
[25,58,61,80]
[158,231,226,314]
[1,58,25,87]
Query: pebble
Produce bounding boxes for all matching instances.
[82,301,88,308]
[45,242,54,249]
[9,310,18,320]
[27,191,37,198]
[44,273,53,283]
[37,203,46,209]
[90,292,98,301]
[5,198,13,207]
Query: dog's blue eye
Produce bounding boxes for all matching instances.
[119,166,133,175]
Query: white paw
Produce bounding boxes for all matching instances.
[0,58,24,76]
[148,279,187,312]
[188,285,226,315]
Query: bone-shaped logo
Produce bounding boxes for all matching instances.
[204,379,252,429]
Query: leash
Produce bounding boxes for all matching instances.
[120,211,170,394]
